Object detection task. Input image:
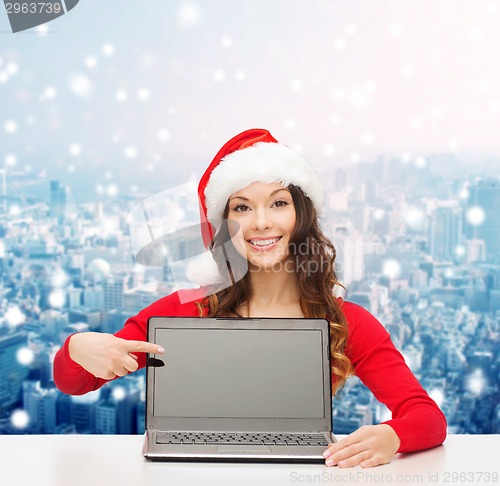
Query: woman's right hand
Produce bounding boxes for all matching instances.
[68,332,164,380]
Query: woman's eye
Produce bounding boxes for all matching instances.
[232,204,249,212]
[274,200,289,208]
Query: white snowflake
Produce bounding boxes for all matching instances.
[361,132,375,145]
[345,24,357,36]
[6,62,18,76]
[52,267,69,288]
[85,56,98,69]
[69,143,82,157]
[466,369,486,396]
[401,152,412,163]
[4,120,18,134]
[49,289,65,308]
[414,156,427,168]
[334,38,347,50]
[404,207,424,229]
[459,187,469,199]
[137,88,151,101]
[466,206,485,226]
[43,86,57,100]
[411,117,423,129]
[479,80,491,93]
[9,204,20,216]
[389,23,402,36]
[221,36,233,48]
[4,305,25,326]
[157,129,170,141]
[102,43,115,56]
[212,69,226,82]
[429,388,445,407]
[382,259,401,279]
[290,79,303,92]
[36,24,49,36]
[115,89,128,102]
[16,347,35,366]
[430,106,443,118]
[11,410,29,429]
[5,153,17,166]
[323,144,336,157]
[107,184,118,197]
[68,73,94,98]
[112,387,127,401]
[401,64,414,77]
[124,146,137,159]
[178,3,201,29]
[234,70,246,81]
[0,71,8,84]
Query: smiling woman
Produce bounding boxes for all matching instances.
[227,182,296,270]
[53,128,447,469]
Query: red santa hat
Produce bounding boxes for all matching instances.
[185,128,324,288]
[197,128,324,248]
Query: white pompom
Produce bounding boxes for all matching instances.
[185,251,225,286]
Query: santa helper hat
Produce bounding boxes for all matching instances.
[187,128,324,286]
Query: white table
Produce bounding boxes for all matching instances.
[1,434,498,486]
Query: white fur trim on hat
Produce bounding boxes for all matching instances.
[185,251,225,286]
[204,142,324,225]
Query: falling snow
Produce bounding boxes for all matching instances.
[68,73,93,98]
[466,206,486,226]
[11,410,29,429]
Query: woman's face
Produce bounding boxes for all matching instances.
[227,181,296,272]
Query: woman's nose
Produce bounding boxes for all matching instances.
[252,207,271,230]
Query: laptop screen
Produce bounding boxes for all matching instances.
[153,328,326,419]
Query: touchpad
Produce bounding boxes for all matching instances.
[217,445,272,454]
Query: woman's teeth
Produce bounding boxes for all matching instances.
[248,237,281,247]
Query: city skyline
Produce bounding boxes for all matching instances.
[0,149,498,435]
[2,1,500,199]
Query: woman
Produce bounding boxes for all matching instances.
[53,128,447,468]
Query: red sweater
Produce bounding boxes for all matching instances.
[53,288,447,453]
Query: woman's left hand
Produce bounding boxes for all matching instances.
[323,424,401,468]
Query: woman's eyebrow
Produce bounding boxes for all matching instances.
[229,188,290,201]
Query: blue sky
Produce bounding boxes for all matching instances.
[1,0,499,200]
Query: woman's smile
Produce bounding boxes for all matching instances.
[246,235,283,251]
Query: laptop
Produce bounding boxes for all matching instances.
[142,316,335,462]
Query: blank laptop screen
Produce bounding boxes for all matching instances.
[153,328,326,419]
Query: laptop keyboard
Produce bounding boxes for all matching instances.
[156,432,329,446]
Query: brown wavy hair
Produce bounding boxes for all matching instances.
[196,184,354,394]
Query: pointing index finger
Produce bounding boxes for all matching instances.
[124,340,164,354]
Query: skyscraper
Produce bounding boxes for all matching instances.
[467,179,500,262]
[49,181,69,222]
[429,206,462,261]
[0,332,30,416]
